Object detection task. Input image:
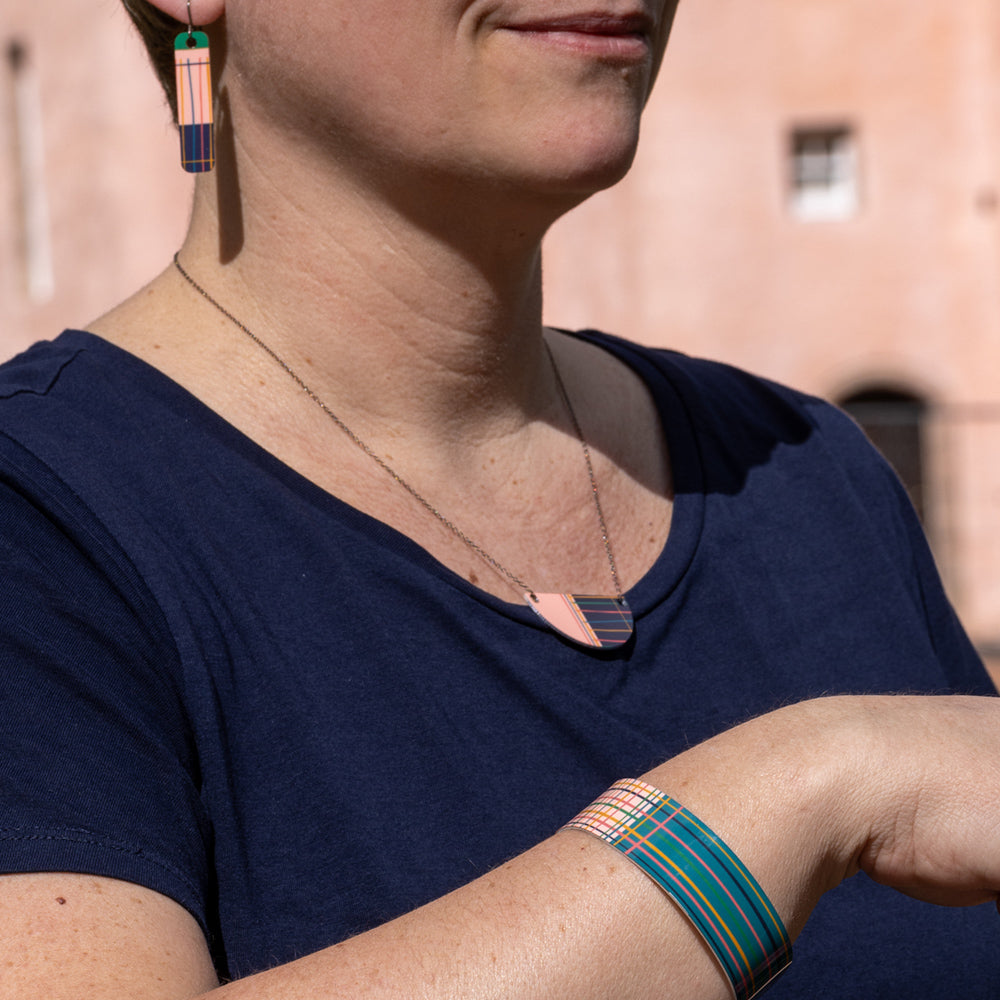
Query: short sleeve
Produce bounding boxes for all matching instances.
[0,436,213,934]
[805,400,994,695]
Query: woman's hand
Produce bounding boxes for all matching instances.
[643,694,1000,942]
[843,695,1000,908]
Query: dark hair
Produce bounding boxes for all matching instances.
[121,1,185,120]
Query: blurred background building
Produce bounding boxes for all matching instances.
[2,0,998,672]
[545,0,1000,673]
[2,0,189,358]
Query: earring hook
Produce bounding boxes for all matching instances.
[186,0,194,37]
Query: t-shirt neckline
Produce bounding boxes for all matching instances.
[50,328,706,629]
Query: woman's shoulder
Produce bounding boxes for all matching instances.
[0,329,220,455]
[0,330,240,566]
[570,328,905,521]
[0,329,148,420]
[0,330,96,398]
[570,327,859,441]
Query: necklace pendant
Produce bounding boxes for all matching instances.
[527,592,634,649]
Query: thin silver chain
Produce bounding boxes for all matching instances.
[172,253,624,603]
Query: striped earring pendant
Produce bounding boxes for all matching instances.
[174,30,215,173]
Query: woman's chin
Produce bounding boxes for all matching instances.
[520,136,641,203]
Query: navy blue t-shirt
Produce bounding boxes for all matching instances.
[0,329,995,993]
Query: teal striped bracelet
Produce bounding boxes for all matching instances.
[564,779,792,1000]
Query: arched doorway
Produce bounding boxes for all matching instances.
[838,386,929,525]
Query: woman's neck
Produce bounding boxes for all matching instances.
[174,141,562,452]
[90,146,672,603]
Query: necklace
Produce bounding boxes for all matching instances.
[173,254,634,649]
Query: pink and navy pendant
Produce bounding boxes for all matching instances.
[527,593,634,649]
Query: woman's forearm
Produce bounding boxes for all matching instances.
[7,695,999,1000]
[208,700,862,1000]
[211,695,1000,1000]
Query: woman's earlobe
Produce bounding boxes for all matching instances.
[142,0,225,26]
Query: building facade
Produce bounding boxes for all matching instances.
[1,0,190,360]
[2,0,998,664]
[545,0,1000,665]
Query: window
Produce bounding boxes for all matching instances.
[6,38,54,303]
[839,387,928,524]
[789,126,858,221]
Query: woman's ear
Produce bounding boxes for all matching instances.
[142,0,225,26]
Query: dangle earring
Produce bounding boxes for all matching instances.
[174,0,215,172]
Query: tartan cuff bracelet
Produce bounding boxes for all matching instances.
[564,779,792,1000]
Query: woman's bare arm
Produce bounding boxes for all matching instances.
[0,872,219,999]
[3,695,999,1000]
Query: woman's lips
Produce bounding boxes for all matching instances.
[499,13,653,61]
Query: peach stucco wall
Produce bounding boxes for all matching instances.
[544,0,1000,653]
[1,0,190,358]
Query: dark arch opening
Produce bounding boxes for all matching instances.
[839,386,929,525]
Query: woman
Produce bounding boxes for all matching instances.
[0,1,998,997]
